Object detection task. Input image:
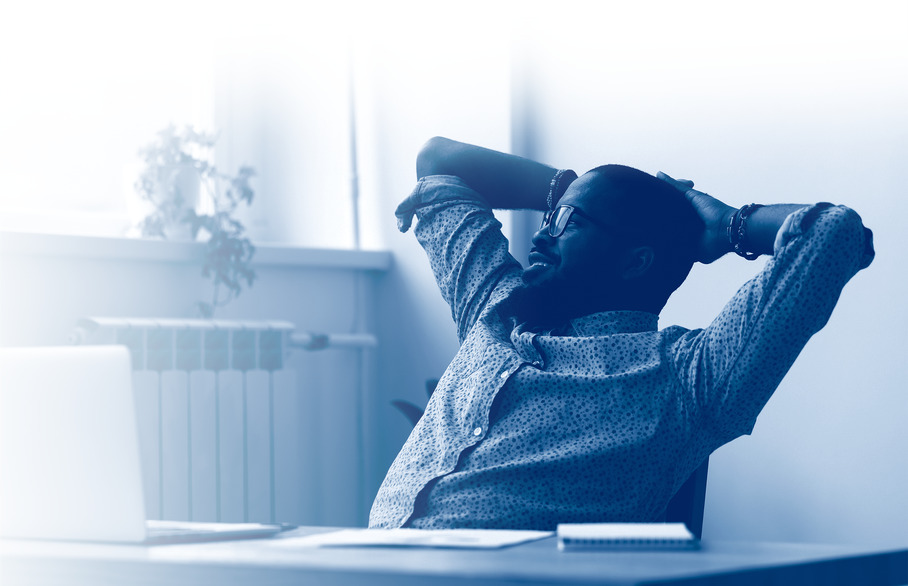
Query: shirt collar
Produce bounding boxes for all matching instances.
[568,311,658,336]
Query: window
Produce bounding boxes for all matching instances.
[0,2,356,248]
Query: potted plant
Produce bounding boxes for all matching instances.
[135,125,257,317]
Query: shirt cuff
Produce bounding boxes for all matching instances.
[773,203,875,269]
[772,203,829,253]
[395,175,489,233]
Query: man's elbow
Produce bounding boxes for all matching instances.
[416,136,456,179]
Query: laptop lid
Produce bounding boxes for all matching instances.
[0,345,149,542]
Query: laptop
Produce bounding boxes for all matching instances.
[0,345,287,544]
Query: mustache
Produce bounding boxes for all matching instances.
[528,246,556,263]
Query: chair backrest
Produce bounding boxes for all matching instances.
[664,459,709,539]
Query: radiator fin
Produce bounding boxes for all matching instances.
[77,319,295,524]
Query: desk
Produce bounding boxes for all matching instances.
[1,527,906,586]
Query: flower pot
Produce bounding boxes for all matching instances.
[149,163,202,241]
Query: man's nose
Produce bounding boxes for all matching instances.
[531,225,555,247]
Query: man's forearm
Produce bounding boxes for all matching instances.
[739,204,809,256]
[703,203,809,259]
[661,172,813,263]
[416,137,558,211]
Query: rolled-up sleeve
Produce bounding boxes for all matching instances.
[672,204,874,443]
[397,175,523,343]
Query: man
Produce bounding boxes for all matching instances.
[369,137,874,530]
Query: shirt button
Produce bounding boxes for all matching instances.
[473,427,482,436]
[532,360,542,368]
[499,369,510,380]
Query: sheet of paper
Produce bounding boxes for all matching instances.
[275,528,553,549]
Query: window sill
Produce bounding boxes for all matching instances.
[0,231,392,271]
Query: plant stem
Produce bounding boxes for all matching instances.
[211,281,221,316]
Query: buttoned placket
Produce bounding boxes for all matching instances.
[470,359,521,441]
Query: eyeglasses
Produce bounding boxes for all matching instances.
[539,205,615,238]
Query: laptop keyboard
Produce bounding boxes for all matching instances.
[144,520,286,543]
[147,523,218,537]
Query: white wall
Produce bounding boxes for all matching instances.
[212,21,356,248]
[349,8,515,505]
[509,2,908,546]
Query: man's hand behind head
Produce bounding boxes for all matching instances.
[657,172,736,264]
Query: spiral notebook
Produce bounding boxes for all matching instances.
[556,523,699,551]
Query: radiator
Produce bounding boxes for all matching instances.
[72,317,375,525]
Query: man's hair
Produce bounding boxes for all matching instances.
[584,165,703,309]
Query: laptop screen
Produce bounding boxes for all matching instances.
[0,345,148,542]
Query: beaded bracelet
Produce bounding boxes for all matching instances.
[547,169,578,209]
[727,203,764,260]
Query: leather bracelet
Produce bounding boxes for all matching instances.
[547,169,578,210]
[727,203,763,260]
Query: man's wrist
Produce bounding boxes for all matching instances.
[727,204,764,260]
[547,169,578,209]
[719,207,737,256]
[702,204,737,262]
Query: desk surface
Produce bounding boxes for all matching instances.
[2,527,906,586]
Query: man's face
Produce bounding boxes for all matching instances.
[522,172,633,319]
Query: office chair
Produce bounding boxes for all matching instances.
[664,458,709,539]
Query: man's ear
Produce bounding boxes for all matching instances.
[622,246,655,280]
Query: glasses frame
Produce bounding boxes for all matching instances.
[539,205,615,238]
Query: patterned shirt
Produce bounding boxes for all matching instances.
[369,175,873,530]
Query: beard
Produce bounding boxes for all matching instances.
[499,276,575,332]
